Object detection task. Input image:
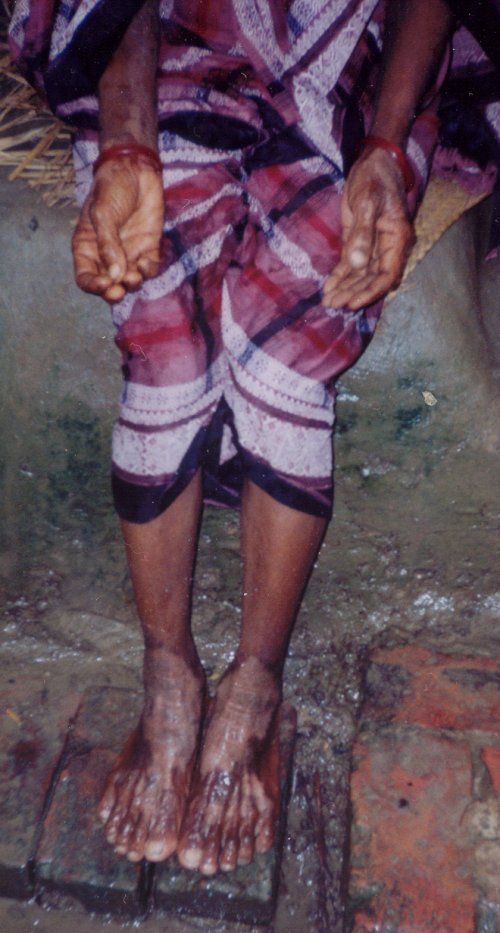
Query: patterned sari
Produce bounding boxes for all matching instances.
[9,1,499,520]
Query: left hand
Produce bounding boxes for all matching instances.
[323,147,415,310]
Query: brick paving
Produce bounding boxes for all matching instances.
[0,678,80,901]
[1,649,499,930]
[0,685,296,926]
[348,647,500,933]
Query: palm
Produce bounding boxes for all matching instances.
[324,149,414,310]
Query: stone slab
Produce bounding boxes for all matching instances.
[364,646,500,734]
[34,688,297,926]
[0,680,80,901]
[34,687,143,918]
[154,703,297,926]
[349,726,476,933]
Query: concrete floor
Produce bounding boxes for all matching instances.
[1,170,499,931]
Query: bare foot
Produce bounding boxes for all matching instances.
[177,657,282,875]
[98,650,205,862]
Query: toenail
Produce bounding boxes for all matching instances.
[144,843,166,861]
[179,847,202,869]
[127,851,142,862]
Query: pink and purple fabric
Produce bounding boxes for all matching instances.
[9,0,499,521]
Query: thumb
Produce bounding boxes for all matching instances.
[343,194,378,271]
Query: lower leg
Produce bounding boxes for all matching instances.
[99,472,206,862]
[178,480,327,873]
[237,479,328,672]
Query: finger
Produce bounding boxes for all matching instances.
[323,261,376,308]
[103,282,127,303]
[137,253,162,281]
[72,222,109,286]
[324,267,387,309]
[337,269,397,310]
[122,268,144,290]
[75,270,115,297]
[342,204,378,272]
[90,202,129,282]
[374,223,414,283]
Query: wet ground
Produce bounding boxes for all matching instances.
[1,174,499,931]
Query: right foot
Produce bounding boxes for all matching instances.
[98,650,205,862]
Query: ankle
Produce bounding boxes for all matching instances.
[222,655,282,703]
[232,650,284,684]
[143,640,204,687]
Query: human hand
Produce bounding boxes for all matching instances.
[323,148,414,311]
[72,156,165,303]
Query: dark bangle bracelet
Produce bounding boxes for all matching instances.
[93,143,162,176]
[361,135,415,192]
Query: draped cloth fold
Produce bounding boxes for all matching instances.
[8,0,499,520]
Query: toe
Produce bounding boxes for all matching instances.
[254,787,275,853]
[177,837,204,871]
[199,825,223,876]
[219,783,240,872]
[104,771,142,847]
[143,787,181,862]
[98,775,119,823]
[143,838,173,862]
[237,776,258,865]
[220,837,238,872]
[126,814,147,862]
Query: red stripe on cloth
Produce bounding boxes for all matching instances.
[116,323,196,352]
[306,213,343,251]
[241,265,284,304]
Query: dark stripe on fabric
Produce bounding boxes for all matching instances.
[268,173,337,224]
[439,73,500,170]
[112,409,217,522]
[159,112,260,150]
[242,452,333,518]
[244,124,317,171]
[239,290,323,361]
[202,399,243,509]
[446,0,500,68]
[45,0,142,117]
[112,469,193,523]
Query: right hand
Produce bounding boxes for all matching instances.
[72,155,165,303]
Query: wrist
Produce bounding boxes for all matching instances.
[93,143,162,176]
[99,98,158,151]
[101,134,158,153]
[359,135,415,192]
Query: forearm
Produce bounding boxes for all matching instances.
[98,0,160,150]
[371,0,455,146]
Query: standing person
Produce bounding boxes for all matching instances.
[9,0,496,876]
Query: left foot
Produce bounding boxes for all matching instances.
[177,657,282,875]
